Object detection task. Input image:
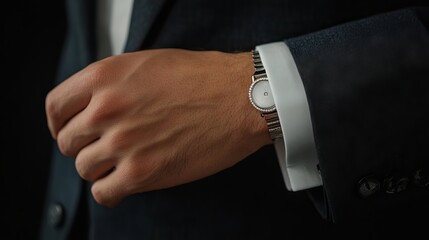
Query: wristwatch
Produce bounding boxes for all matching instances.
[248,50,283,141]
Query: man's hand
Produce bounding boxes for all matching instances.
[46,49,271,207]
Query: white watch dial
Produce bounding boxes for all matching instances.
[249,78,276,113]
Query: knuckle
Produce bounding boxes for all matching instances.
[75,156,91,181]
[91,185,118,208]
[83,56,120,85]
[57,131,73,157]
[88,96,123,125]
[87,101,111,125]
[91,185,109,206]
[84,61,109,83]
[45,91,59,120]
[107,130,131,153]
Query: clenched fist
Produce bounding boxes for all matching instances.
[45,49,271,207]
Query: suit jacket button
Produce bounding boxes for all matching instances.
[48,203,65,228]
[358,177,380,198]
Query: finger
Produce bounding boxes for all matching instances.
[56,102,102,157]
[91,166,130,208]
[45,73,92,139]
[75,137,117,182]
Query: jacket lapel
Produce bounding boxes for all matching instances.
[124,0,167,52]
[68,0,96,63]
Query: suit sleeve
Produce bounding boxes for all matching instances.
[284,7,429,223]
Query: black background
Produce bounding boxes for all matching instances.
[2,1,66,239]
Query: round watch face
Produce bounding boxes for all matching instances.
[249,78,276,113]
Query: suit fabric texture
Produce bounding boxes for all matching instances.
[40,0,429,239]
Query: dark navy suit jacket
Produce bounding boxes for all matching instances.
[40,0,429,239]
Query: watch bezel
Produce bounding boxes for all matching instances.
[249,77,276,113]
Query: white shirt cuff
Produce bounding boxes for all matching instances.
[256,42,322,191]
